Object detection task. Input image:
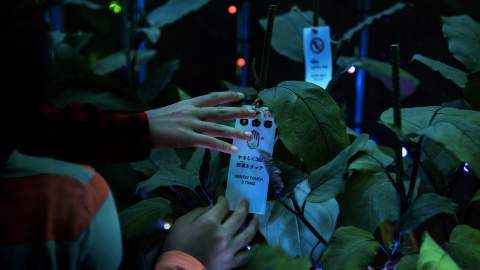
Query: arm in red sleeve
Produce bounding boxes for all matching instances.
[14,103,152,165]
[155,251,206,270]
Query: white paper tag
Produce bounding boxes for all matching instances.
[303,26,333,89]
[226,106,277,215]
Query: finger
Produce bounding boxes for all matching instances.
[197,107,256,122]
[199,196,229,223]
[229,218,258,253]
[196,121,252,140]
[192,133,239,154]
[230,251,254,269]
[190,91,245,107]
[222,200,249,236]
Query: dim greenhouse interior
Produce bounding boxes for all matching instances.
[1,0,480,269]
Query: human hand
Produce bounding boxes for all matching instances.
[145,91,256,154]
[163,197,258,270]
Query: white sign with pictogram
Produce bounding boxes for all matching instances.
[303,26,333,89]
[226,106,276,214]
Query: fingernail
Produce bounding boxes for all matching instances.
[237,92,245,99]
[241,199,249,208]
[231,145,239,152]
[244,131,253,137]
[248,109,256,114]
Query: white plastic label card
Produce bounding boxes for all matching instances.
[226,106,276,215]
[303,26,333,89]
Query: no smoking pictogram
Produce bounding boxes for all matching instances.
[310,37,325,54]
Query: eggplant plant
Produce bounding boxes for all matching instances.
[31,0,480,269]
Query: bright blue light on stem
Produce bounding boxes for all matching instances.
[463,163,470,173]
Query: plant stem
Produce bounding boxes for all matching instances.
[313,0,320,27]
[291,195,329,247]
[258,4,277,91]
[278,197,328,247]
[366,153,405,201]
[390,44,407,213]
[407,137,424,202]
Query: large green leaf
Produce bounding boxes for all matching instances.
[442,15,480,73]
[347,145,393,175]
[140,60,180,104]
[136,149,205,192]
[119,198,172,240]
[257,180,338,259]
[136,27,162,44]
[420,139,462,193]
[337,57,419,98]
[397,254,418,270]
[380,106,480,176]
[307,134,392,203]
[91,50,157,75]
[418,233,460,270]
[237,245,310,270]
[147,0,211,28]
[259,81,349,172]
[49,31,67,47]
[412,54,468,88]
[50,31,93,52]
[422,139,462,178]
[338,172,400,233]
[321,226,380,270]
[445,225,480,270]
[259,7,323,63]
[338,3,407,43]
[398,193,456,233]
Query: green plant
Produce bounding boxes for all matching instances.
[37,0,480,269]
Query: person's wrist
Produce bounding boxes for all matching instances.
[156,250,206,270]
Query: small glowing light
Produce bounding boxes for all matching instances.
[228,5,238,15]
[245,245,252,251]
[163,222,172,230]
[157,220,172,231]
[347,66,356,74]
[463,163,470,173]
[236,57,246,68]
[109,1,123,14]
[402,147,408,158]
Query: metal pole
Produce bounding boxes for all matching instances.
[136,0,147,84]
[237,0,251,86]
[49,5,63,31]
[353,0,370,133]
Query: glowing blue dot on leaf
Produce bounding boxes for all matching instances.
[157,220,172,231]
[463,163,470,173]
[347,66,356,74]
